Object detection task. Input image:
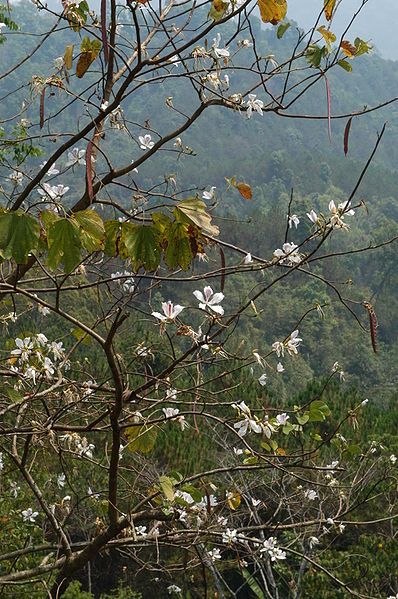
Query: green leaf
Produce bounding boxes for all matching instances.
[71,327,92,345]
[159,475,175,501]
[306,44,327,68]
[296,414,310,426]
[152,212,172,234]
[103,220,121,256]
[338,59,353,72]
[40,209,60,231]
[164,221,193,270]
[125,424,157,454]
[73,209,105,252]
[176,198,219,237]
[121,223,161,271]
[354,37,372,57]
[310,400,331,417]
[0,211,40,264]
[242,568,266,599]
[47,218,82,273]
[277,21,290,39]
[6,386,23,403]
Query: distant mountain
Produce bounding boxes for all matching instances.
[284,0,398,61]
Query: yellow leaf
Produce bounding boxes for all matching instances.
[236,182,253,200]
[324,0,336,21]
[76,52,96,78]
[64,45,74,70]
[317,25,336,49]
[209,0,229,20]
[340,40,357,58]
[258,0,287,25]
[227,490,241,510]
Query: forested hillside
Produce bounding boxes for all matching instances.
[0,1,397,597]
[1,2,397,394]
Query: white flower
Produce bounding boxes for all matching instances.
[152,301,184,322]
[21,508,39,523]
[202,186,216,200]
[258,373,267,386]
[36,333,48,346]
[328,200,354,230]
[87,487,100,499]
[11,337,33,362]
[246,94,264,118]
[175,490,194,504]
[251,497,261,507]
[303,489,318,501]
[276,413,289,426]
[38,183,69,200]
[43,357,55,379]
[390,455,397,465]
[57,473,66,488]
[163,407,179,419]
[65,147,86,168]
[276,362,284,373]
[309,536,320,549]
[234,405,263,437]
[208,548,222,561]
[38,304,51,316]
[8,171,24,186]
[272,341,284,358]
[0,452,3,471]
[260,537,286,561]
[53,56,64,69]
[286,330,302,355]
[10,481,20,498]
[193,286,224,316]
[167,586,182,595]
[233,447,243,456]
[361,399,369,407]
[197,494,218,510]
[269,547,287,561]
[239,39,253,48]
[135,525,147,537]
[139,134,154,150]
[307,209,318,224]
[288,214,300,228]
[100,101,109,111]
[50,341,65,361]
[212,33,230,59]
[174,137,183,148]
[244,253,253,264]
[222,528,238,544]
[273,242,303,265]
[77,438,95,459]
[325,460,339,473]
[338,523,345,533]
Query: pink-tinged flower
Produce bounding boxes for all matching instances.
[193,286,224,315]
[152,301,184,322]
[139,134,154,150]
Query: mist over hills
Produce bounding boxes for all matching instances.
[287,0,398,60]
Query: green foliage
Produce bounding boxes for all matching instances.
[0,211,39,264]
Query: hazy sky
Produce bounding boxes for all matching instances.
[287,0,398,60]
[41,0,398,60]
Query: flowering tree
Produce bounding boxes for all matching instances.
[0,0,397,597]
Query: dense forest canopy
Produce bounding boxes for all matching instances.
[0,0,397,597]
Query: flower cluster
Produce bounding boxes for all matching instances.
[10,334,65,386]
[260,537,287,561]
[272,330,302,358]
[111,270,135,293]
